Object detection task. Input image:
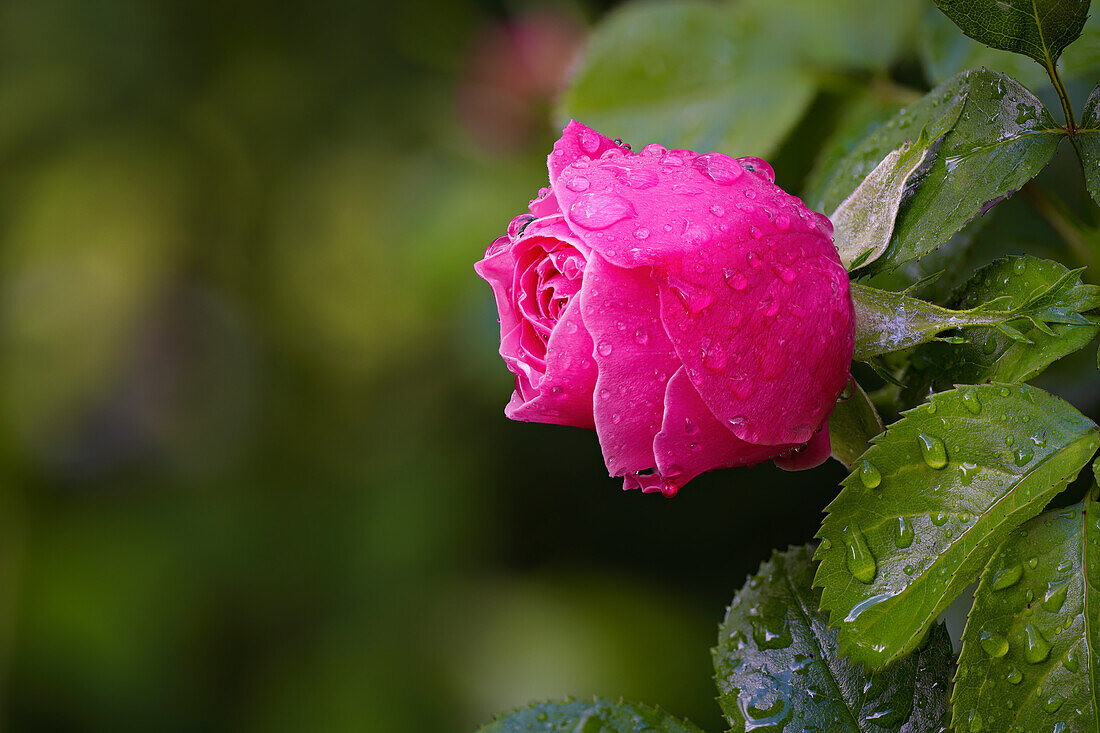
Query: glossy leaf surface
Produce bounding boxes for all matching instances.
[814,384,1099,669]
[714,545,953,733]
[932,0,1090,68]
[952,496,1100,732]
[852,258,1100,362]
[813,69,1063,273]
[904,256,1100,397]
[1079,84,1100,206]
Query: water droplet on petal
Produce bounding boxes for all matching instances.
[578,129,601,153]
[737,156,775,183]
[917,433,948,469]
[597,341,613,357]
[616,168,659,190]
[693,152,744,184]
[725,270,748,290]
[633,227,650,240]
[565,175,590,192]
[569,192,634,230]
[703,343,728,372]
[632,329,648,346]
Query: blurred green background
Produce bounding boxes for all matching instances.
[0,0,1097,731]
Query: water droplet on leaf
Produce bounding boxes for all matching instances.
[917,433,948,469]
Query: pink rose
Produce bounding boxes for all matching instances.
[475,121,854,497]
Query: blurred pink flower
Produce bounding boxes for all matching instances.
[457,10,584,152]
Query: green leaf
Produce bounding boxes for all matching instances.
[559,1,815,158]
[813,69,1064,273]
[919,5,1100,91]
[904,256,1100,397]
[814,383,1100,669]
[476,698,704,733]
[1077,83,1100,206]
[830,379,886,470]
[713,545,954,733]
[932,0,1090,69]
[952,496,1100,732]
[832,131,937,269]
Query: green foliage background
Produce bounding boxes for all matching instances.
[1,1,1098,732]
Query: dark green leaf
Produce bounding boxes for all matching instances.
[814,383,1099,669]
[904,256,1100,398]
[830,379,886,470]
[933,0,1090,68]
[559,1,815,158]
[952,496,1100,732]
[919,5,1100,91]
[476,698,704,733]
[713,545,953,733]
[1077,83,1100,206]
[814,69,1064,273]
[851,259,1100,361]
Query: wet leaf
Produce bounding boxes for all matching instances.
[1078,83,1100,206]
[476,698,704,733]
[832,132,936,269]
[830,379,886,469]
[903,256,1100,398]
[919,5,1100,91]
[952,496,1100,732]
[851,258,1100,362]
[813,69,1064,273]
[933,0,1090,68]
[714,544,953,733]
[814,383,1099,669]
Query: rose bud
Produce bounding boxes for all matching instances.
[475,121,854,497]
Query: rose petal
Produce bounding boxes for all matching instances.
[474,235,521,339]
[578,253,680,477]
[547,120,621,186]
[773,422,832,471]
[549,131,822,270]
[652,367,786,493]
[658,232,853,446]
[505,295,597,428]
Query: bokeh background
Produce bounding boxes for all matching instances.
[0,1,1097,731]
